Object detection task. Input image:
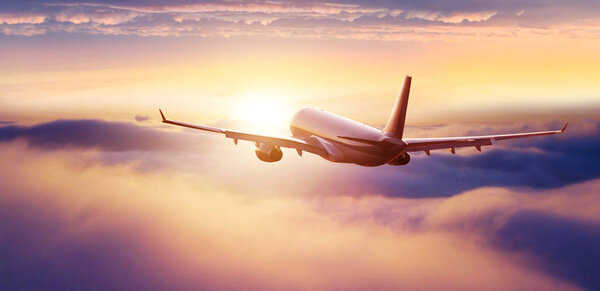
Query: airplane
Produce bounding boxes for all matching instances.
[159,76,567,167]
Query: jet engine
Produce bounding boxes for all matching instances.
[255,143,283,162]
[387,152,410,166]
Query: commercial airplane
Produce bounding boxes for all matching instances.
[159,76,567,167]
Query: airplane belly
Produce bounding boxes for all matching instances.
[314,143,389,166]
[338,145,390,166]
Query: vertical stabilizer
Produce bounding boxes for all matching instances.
[383,75,412,139]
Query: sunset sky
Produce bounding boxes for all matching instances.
[1,0,600,290]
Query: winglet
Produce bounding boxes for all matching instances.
[561,122,568,133]
[159,109,166,122]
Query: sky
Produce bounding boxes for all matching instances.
[1,0,600,290]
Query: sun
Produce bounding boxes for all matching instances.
[230,91,293,132]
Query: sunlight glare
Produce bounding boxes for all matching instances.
[230,91,293,133]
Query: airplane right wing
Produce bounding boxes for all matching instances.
[403,123,567,155]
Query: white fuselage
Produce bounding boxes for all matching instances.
[290,107,405,166]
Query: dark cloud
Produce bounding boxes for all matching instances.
[0,119,208,152]
[495,210,600,290]
[0,196,165,290]
[134,115,152,122]
[1,118,598,198]
[0,183,225,290]
[365,120,600,197]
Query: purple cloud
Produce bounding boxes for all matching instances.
[0,119,209,152]
[0,144,597,290]
[1,118,599,198]
[1,0,599,39]
[134,115,152,122]
[495,210,600,290]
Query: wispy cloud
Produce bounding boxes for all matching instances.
[404,10,498,23]
[0,1,598,39]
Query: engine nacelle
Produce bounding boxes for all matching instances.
[387,152,410,166]
[255,143,283,162]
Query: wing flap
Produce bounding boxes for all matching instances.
[405,138,492,152]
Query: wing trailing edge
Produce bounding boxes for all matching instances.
[404,122,568,154]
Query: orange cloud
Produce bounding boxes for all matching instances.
[2,2,600,39]
[0,13,46,25]
[54,9,139,25]
[404,10,498,23]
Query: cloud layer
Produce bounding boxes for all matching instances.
[1,118,598,197]
[1,118,599,289]
[1,0,599,39]
[0,142,598,290]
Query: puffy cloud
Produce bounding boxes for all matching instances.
[1,119,599,197]
[495,211,600,291]
[424,184,600,290]
[53,7,139,25]
[0,13,46,24]
[0,143,595,290]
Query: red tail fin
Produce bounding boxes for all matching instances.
[383,76,411,139]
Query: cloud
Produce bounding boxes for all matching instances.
[495,210,600,290]
[134,115,152,122]
[423,183,600,289]
[363,120,600,197]
[0,195,169,290]
[55,12,137,25]
[0,12,46,24]
[0,119,209,152]
[1,23,47,36]
[1,119,599,198]
[404,10,498,23]
[0,1,599,39]
[0,144,595,290]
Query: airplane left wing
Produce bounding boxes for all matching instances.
[403,123,567,154]
[159,109,328,157]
